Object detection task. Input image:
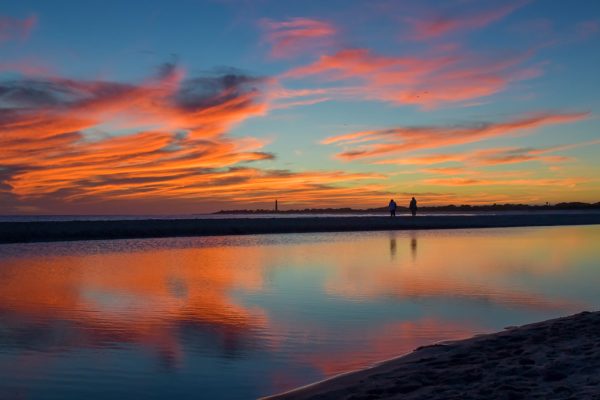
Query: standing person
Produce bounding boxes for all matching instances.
[389,199,397,217]
[409,197,417,217]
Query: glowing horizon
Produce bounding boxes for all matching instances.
[1,0,599,214]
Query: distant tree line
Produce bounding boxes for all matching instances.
[215,202,600,214]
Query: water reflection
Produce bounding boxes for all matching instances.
[389,236,397,259]
[0,246,269,368]
[410,233,418,261]
[0,226,599,399]
[389,233,417,262]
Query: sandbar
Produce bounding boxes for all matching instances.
[1,212,600,244]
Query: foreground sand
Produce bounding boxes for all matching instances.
[265,311,600,400]
[1,212,600,243]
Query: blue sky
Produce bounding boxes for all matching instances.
[1,0,599,213]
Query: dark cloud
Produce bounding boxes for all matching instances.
[174,73,264,111]
[156,60,178,79]
[0,80,68,107]
[0,70,265,115]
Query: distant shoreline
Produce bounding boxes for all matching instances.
[216,201,600,214]
[1,212,600,244]
[262,311,600,399]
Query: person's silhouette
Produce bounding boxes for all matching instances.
[409,197,417,217]
[388,199,397,217]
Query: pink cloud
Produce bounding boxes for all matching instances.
[261,17,336,58]
[0,59,53,75]
[286,48,403,78]
[409,1,528,40]
[0,14,37,42]
[576,20,600,39]
[285,46,539,109]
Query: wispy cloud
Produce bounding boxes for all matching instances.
[0,65,390,212]
[465,147,570,166]
[424,177,585,187]
[285,47,541,108]
[576,20,600,40]
[0,14,37,43]
[377,139,600,167]
[265,85,333,110]
[407,1,528,40]
[420,166,468,175]
[323,112,589,161]
[509,16,600,48]
[260,17,336,58]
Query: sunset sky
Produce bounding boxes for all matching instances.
[1,0,599,214]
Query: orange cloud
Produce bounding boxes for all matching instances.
[376,139,600,167]
[324,112,589,161]
[0,66,393,213]
[420,166,467,175]
[261,18,336,58]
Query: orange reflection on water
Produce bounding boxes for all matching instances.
[0,225,598,394]
[317,227,595,311]
[0,243,271,365]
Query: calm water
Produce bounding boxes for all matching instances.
[0,225,599,399]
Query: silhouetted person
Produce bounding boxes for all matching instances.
[409,197,417,216]
[389,199,397,217]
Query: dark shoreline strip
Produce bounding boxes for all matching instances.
[1,213,600,244]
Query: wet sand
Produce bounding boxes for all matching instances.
[1,212,600,243]
[264,311,600,400]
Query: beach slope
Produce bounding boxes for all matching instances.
[264,311,600,399]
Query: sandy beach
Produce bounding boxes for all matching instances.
[264,311,600,400]
[1,212,600,244]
